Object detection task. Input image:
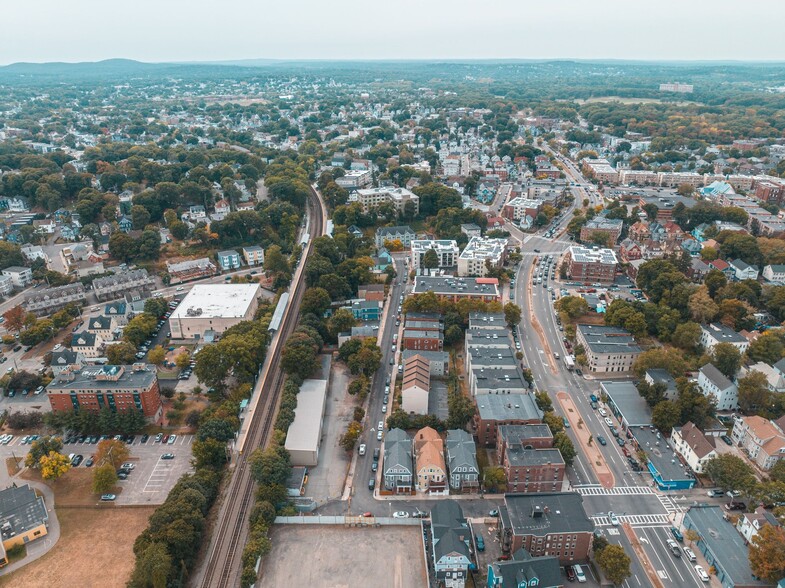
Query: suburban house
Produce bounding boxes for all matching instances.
[383,428,414,495]
[699,323,750,353]
[86,315,117,342]
[736,506,781,545]
[103,302,129,326]
[731,415,785,470]
[729,258,759,281]
[70,331,104,358]
[644,369,678,401]
[414,426,448,494]
[402,354,430,415]
[348,300,382,322]
[487,549,563,588]
[0,484,49,568]
[50,349,86,376]
[499,492,595,564]
[242,245,265,266]
[445,429,480,492]
[697,363,739,411]
[763,264,785,284]
[429,500,472,588]
[670,422,718,474]
[216,249,241,271]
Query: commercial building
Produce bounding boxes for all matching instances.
[411,240,459,270]
[683,505,770,588]
[1,266,32,289]
[457,236,507,277]
[284,379,328,467]
[445,429,479,492]
[601,381,652,431]
[471,368,529,397]
[474,394,544,447]
[499,492,595,564]
[46,364,163,420]
[352,187,419,215]
[402,354,430,415]
[659,82,694,93]
[581,158,618,184]
[429,500,472,588]
[565,246,618,284]
[0,484,49,567]
[165,257,218,284]
[412,276,500,303]
[576,324,641,375]
[579,217,623,245]
[169,283,260,340]
[93,269,156,302]
[23,282,86,316]
[335,169,372,189]
[699,322,750,353]
[633,426,696,490]
[383,428,414,494]
[375,225,416,248]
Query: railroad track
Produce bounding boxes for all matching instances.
[197,189,324,588]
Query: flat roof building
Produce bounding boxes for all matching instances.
[576,324,641,375]
[457,236,508,277]
[411,240,459,270]
[601,381,652,431]
[169,283,260,340]
[565,246,618,285]
[352,186,419,215]
[0,484,49,566]
[474,393,543,447]
[284,378,329,467]
[632,426,696,490]
[413,275,500,303]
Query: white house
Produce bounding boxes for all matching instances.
[729,258,759,281]
[697,363,739,411]
[671,422,718,474]
[736,507,782,545]
[763,264,785,284]
[744,362,785,393]
[699,323,749,353]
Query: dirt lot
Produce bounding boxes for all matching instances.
[261,525,427,588]
[0,506,154,588]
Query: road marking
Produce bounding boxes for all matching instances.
[592,514,670,527]
[656,494,682,514]
[577,486,654,496]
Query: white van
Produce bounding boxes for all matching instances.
[574,564,587,583]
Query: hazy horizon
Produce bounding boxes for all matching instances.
[2,0,785,65]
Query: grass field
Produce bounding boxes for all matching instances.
[0,507,154,588]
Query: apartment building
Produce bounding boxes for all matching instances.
[502,447,565,493]
[565,246,618,284]
[375,225,416,247]
[579,217,623,245]
[575,324,641,375]
[411,240,459,270]
[699,323,749,353]
[474,394,544,447]
[46,364,164,420]
[351,187,419,215]
[731,416,785,471]
[502,197,542,221]
[335,169,372,189]
[581,158,618,184]
[93,269,156,302]
[414,426,448,494]
[445,429,480,492]
[242,245,265,266]
[697,364,738,411]
[457,236,507,277]
[216,249,242,271]
[2,266,32,289]
[412,276,500,303]
[23,282,86,316]
[383,428,414,494]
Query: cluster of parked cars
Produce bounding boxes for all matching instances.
[0,434,15,445]
[154,432,178,445]
[564,564,587,582]
[179,359,196,380]
[117,462,135,479]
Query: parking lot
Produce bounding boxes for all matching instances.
[0,434,194,505]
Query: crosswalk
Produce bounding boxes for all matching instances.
[576,485,654,496]
[657,494,682,514]
[592,514,671,528]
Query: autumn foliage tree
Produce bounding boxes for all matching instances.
[2,305,26,333]
[40,451,71,481]
[749,524,785,583]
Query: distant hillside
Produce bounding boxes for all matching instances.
[0,58,175,75]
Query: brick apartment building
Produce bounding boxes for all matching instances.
[46,364,164,421]
[473,394,544,447]
[565,246,618,284]
[502,447,565,493]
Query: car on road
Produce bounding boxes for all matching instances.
[597,435,607,446]
[358,444,366,456]
[724,502,746,511]
[100,494,116,501]
[393,511,409,519]
[616,437,625,446]
[371,462,377,472]
[161,453,175,460]
[707,489,724,497]
[475,535,485,551]
[695,565,710,582]
[360,512,373,517]
[562,417,570,429]
[598,408,607,417]
[670,527,683,542]
[378,421,384,430]
[608,512,619,525]
[368,478,375,491]
[666,538,681,557]
[376,430,383,441]
[412,509,428,518]
[604,417,614,427]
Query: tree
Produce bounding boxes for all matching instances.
[106,342,138,365]
[554,296,589,321]
[554,431,576,466]
[704,454,757,495]
[95,438,131,469]
[39,451,71,481]
[535,391,553,413]
[175,352,191,370]
[749,524,785,583]
[684,529,701,546]
[632,348,688,379]
[482,466,507,492]
[24,436,63,468]
[197,419,235,443]
[748,331,785,365]
[93,463,118,494]
[148,346,166,366]
[738,371,772,414]
[770,460,785,483]
[339,421,363,452]
[249,445,290,486]
[596,544,632,585]
[109,232,138,262]
[446,392,476,430]
[712,342,741,379]
[328,308,356,339]
[504,303,522,328]
[422,248,439,269]
[347,340,382,377]
[131,204,151,230]
[264,244,291,276]
[300,287,331,317]
[129,542,173,588]
[543,411,564,434]
[677,382,716,429]
[652,401,681,433]
[689,286,719,323]
[671,322,701,351]
[192,438,228,469]
[2,305,25,333]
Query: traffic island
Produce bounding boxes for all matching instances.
[556,391,614,488]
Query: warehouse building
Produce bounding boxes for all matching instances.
[169,283,260,340]
[284,379,329,466]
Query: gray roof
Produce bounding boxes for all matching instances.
[413,276,499,297]
[476,394,543,422]
[88,315,112,330]
[685,505,769,587]
[498,424,554,445]
[503,492,594,536]
[577,324,641,355]
[601,381,652,427]
[51,349,82,366]
[217,249,240,257]
[505,447,564,467]
[633,426,693,483]
[0,484,48,542]
[93,269,152,290]
[431,500,471,562]
[699,363,734,391]
[71,331,98,347]
[646,369,677,390]
[701,322,748,344]
[488,549,562,588]
[445,430,479,475]
[401,350,449,365]
[473,369,528,391]
[383,429,412,475]
[730,258,756,271]
[376,225,414,236]
[468,312,507,326]
[24,282,86,304]
[47,364,156,392]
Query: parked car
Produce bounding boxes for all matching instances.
[721,435,733,446]
[604,417,614,427]
[161,453,175,460]
[100,494,116,501]
[724,502,746,511]
[475,535,485,551]
[154,433,163,443]
[616,437,625,446]
[695,565,710,582]
[121,462,135,470]
[489,509,499,517]
[683,546,697,562]
[597,436,607,446]
[393,511,409,519]
[84,457,94,467]
[670,527,683,542]
[707,489,724,497]
[168,435,177,444]
[573,564,587,583]
[565,566,576,582]
[358,444,366,456]
[666,538,681,557]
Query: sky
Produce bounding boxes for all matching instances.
[2,0,785,64]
